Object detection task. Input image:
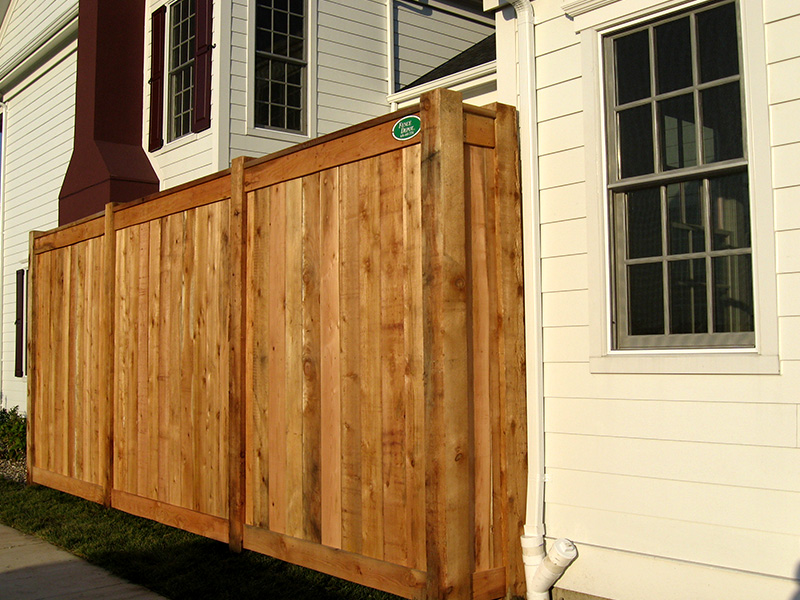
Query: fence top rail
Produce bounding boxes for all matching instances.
[32,98,500,253]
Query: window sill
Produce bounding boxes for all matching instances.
[150,131,201,155]
[589,350,780,375]
[245,126,309,145]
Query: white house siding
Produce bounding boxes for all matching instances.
[228,0,390,163]
[525,0,800,598]
[0,0,76,74]
[0,43,77,411]
[316,0,388,134]
[144,0,217,190]
[393,0,493,91]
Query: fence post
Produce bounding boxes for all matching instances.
[229,156,249,552]
[491,102,528,598]
[100,203,117,506]
[420,88,475,600]
[26,231,44,486]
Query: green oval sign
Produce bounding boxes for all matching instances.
[392,115,421,141]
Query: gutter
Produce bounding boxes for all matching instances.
[0,5,79,94]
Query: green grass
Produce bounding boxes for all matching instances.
[0,478,401,600]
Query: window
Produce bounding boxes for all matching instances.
[254,0,306,132]
[168,0,196,141]
[148,0,212,152]
[605,1,753,349]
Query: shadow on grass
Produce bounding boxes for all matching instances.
[0,478,400,600]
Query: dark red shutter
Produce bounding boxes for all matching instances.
[14,269,24,378]
[148,6,166,152]
[192,0,212,132]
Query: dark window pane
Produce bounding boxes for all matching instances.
[274,0,288,10]
[626,187,662,259]
[256,29,270,52]
[615,30,651,105]
[697,2,739,83]
[255,102,269,127]
[256,5,270,29]
[255,76,269,104]
[290,14,303,38]
[713,254,753,333]
[273,33,288,56]
[619,104,654,178]
[271,60,286,81]
[667,180,704,255]
[655,17,692,93]
[287,84,301,109]
[287,108,302,131]
[710,172,750,250]
[289,37,304,60]
[271,81,285,106]
[287,63,302,86]
[271,104,285,129]
[290,0,303,14]
[659,93,697,170]
[702,82,743,163]
[629,263,664,335]
[669,259,708,334]
[274,10,289,34]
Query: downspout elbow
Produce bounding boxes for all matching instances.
[522,535,578,600]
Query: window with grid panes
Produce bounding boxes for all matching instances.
[168,0,195,141]
[254,0,305,132]
[605,0,754,349]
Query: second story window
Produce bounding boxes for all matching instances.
[254,0,306,133]
[168,0,196,141]
[148,0,212,152]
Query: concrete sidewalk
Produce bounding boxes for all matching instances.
[0,524,168,599]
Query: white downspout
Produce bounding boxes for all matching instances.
[506,0,577,597]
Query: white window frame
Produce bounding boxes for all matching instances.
[246,0,315,143]
[167,0,196,142]
[567,0,779,374]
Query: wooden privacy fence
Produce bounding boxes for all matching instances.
[27,89,527,600]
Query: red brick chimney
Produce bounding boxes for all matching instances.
[59,0,159,226]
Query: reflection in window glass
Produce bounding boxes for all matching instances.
[627,187,662,259]
[713,254,753,333]
[710,172,750,250]
[668,181,704,255]
[702,82,743,164]
[660,94,697,170]
[669,259,707,334]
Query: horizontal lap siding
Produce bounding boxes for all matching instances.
[316,0,388,135]
[3,45,77,412]
[533,2,800,596]
[113,201,231,519]
[245,147,427,569]
[0,0,76,68]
